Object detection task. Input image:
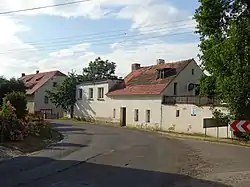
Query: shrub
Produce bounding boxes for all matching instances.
[25,113,44,122]
[4,91,27,119]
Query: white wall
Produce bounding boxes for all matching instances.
[163,59,204,96]
[34,75,66,117]
[162,104,231,138]
[75,81,162,128]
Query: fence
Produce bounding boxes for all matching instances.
[162,96,221,106]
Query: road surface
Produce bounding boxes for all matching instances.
[0,121,249,187]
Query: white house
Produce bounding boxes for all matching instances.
[75,58,205,128]
[20,70,67,118]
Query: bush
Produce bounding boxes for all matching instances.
[4,92,27,119]
[0,101,53,142]
[25,113,44,122]
[0,100,26,141]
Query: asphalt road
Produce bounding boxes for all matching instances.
[0,121,250,187]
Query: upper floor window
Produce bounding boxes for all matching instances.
[174,82,178,95]
[157,68,176,79]
[98,87,104,99]
[192,69,194,75]
[79,88,83,99]
[44,96,49,104]
[89,88,94,99]
[53,82,57,87]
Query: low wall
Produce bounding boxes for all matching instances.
[162,104,231,138]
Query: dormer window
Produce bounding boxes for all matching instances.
[157,68,176,79]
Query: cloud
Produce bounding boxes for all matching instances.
[37,40,199,78]
[0,16,38,78]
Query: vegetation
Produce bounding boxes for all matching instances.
[4,91,28,119]
[47,57,118,118]
[194,0,250,119]
[0,77,60,152]
[0,77,26,105]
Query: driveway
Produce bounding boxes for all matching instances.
[0,121,249,187]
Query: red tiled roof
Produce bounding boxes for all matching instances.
[107,59,193,96]
[20,70,66,95]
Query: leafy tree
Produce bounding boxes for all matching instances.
[80,57,117,81]
[46,72,79,118]
[4,91,28,119]
[47,57,118,118]
[194,0,250,120]
[0,77,26,105]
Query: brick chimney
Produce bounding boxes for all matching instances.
[131,63,141,72]
[21,73,25,77]
[156,59,165,65]
[36,70,39,74]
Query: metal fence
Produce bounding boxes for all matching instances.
[162,96,221,106]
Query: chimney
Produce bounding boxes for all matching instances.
[156,59,165,65]
[131,63,141,72]
[36,70,39,74]
[21,73,25,77]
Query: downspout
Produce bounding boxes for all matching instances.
[160,97,163,131]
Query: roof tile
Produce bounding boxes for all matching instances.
[107,59,193,96]
[20,70,66,95]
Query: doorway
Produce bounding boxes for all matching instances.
[120,107,126,127]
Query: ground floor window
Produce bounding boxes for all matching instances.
[146,110,151,123]
[113,108,116,118]
[134,109,139,122]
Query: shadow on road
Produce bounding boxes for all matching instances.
[0,156,232,187]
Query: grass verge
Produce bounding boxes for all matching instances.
[1,130,63,154]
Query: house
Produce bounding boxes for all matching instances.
[20,70,67,118]
[75,58,204,127]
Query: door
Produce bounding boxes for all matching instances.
[120,107,126,127]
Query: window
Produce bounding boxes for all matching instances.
[79,89,83,99]
[89,88,94,99]
[158,68,176,79]
[174,82,178,95]
[192,69,194,75]
[176,110,180,117]
[98,87,104,99]
[53,82,57,87]
[134,109,139,122]
[146,110,151,123]
[113,108,116,118]
[44,96,49,104]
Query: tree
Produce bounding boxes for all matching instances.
[0,77,26,105]
[80,57,117,81]
[4,91,27,119]
[46,72,78,118]
[194,0,250,119]
[47,57,118,118]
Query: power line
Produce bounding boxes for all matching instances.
[0,30,196,55]
[0,0,91,15]
[13,19,195,45]
[2,24,195,53]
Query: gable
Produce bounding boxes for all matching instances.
[20,71,66,95]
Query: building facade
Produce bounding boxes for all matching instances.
[75,58,204,128]
[20,70,67,118]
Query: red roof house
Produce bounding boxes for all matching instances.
[107,59,196,96]
[20,70,67,116]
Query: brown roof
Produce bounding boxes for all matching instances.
[20,70,66,95]
[107,59,193,96]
